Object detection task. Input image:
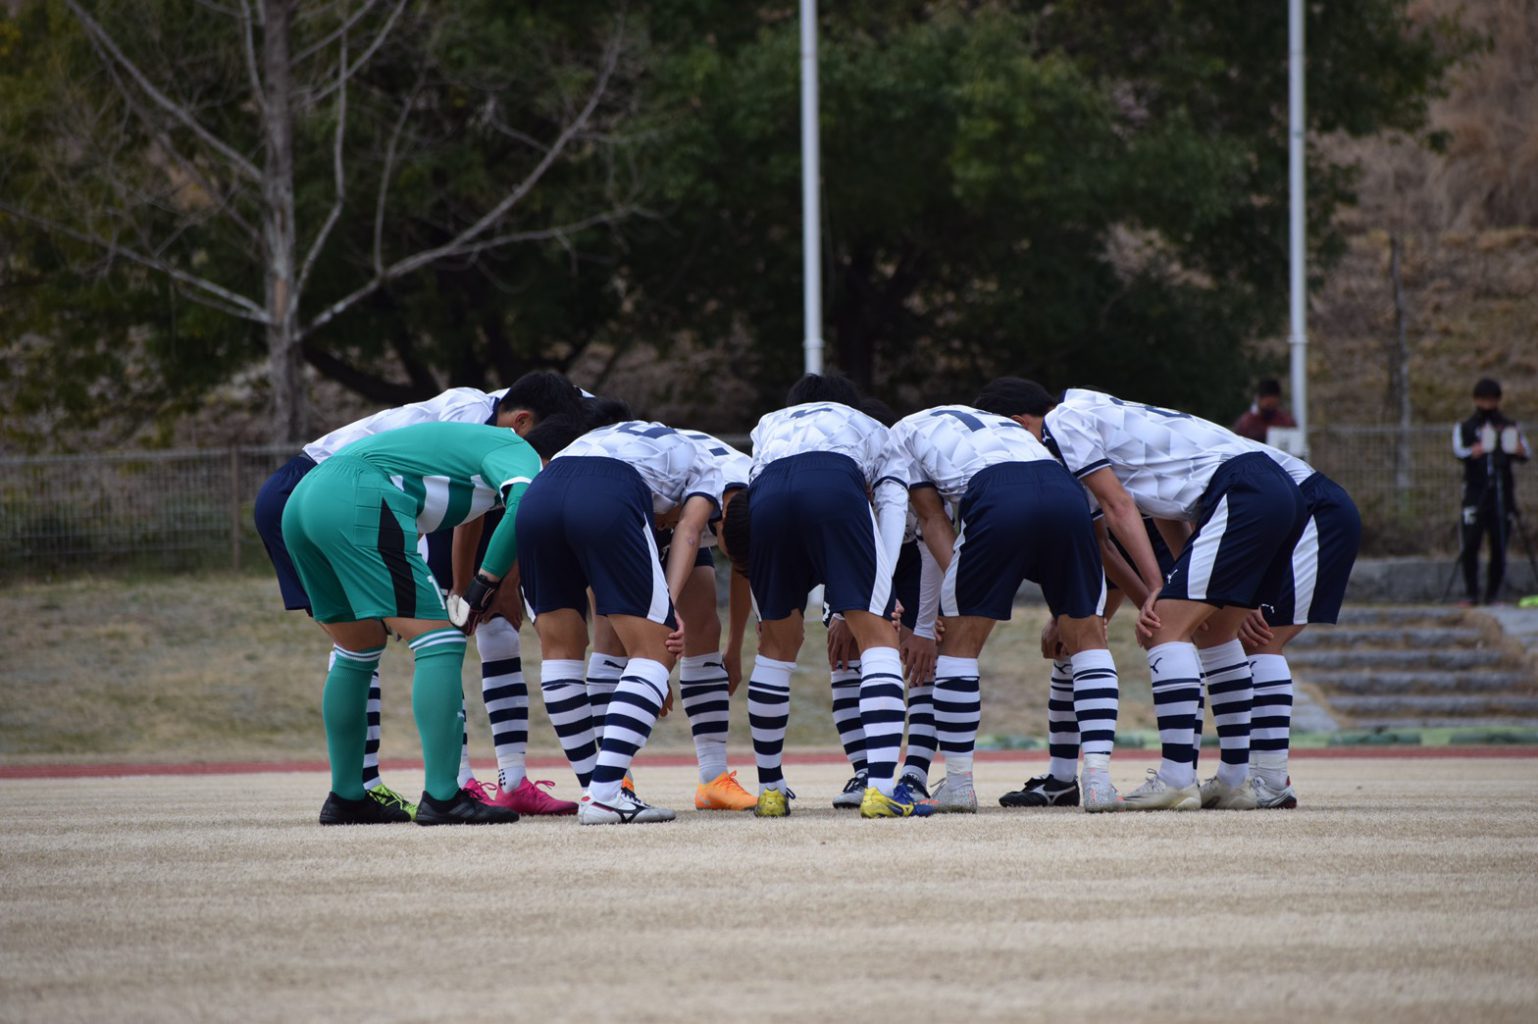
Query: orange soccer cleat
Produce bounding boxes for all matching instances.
[694,770,758,811]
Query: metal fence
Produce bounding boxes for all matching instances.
[0,426,1532,578]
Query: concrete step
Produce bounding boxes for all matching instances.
[1349,717,1538,731]
[1334,606,1468,627]
[1287,648,1506,671]
[1330,694,1538,716]
[1288,626,1485,650]
[1303,670,1533,694]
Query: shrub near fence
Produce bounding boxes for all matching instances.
[0,426,1534,578]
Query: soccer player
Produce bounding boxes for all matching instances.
[281,419,575,825]
[888,401,1122,813]
[515,419,725,825]
[1234,441,1362,809]
[987,379,1308,812]
[252,372,582,819]
[717,375,926,819]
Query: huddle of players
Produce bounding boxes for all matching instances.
[255,367,1360,826]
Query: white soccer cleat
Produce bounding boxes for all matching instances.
[1122,769,1201,811]
[577,789,677,825]
[1081,774,1124,813]
[1252,775,1299,809]
[831,772,868,809]
[1199,775,1260,811]
[928,775,978,814]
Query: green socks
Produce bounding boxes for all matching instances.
[323,645,386,800]
[409,630,470,802]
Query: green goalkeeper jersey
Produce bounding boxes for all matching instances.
[334,421,541,577]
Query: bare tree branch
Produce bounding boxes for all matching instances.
[0,200,268,322]
[297,30,347,296]
[373,70,422,277]
[307,0,408,105]
[238,0,268,115]
[65,0,262,185]
[451,207,638,258]
[290,0,378,65]
[303,25,626,340]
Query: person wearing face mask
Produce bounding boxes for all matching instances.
[1453,378,1531,605]
[1231,378,1298,442]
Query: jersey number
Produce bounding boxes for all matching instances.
[789,405,837,419]
[1106,396,1191,421]
[618,423,677,439]
[930,408,988,431]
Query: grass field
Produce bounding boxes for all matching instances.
[3,756,1536,1024]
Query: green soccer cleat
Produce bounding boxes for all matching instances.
[754,788,792,818]
[367,783,418,822]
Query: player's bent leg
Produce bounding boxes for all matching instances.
[1058,615,1123,813]
[926,615,991,814]
[1127,599,1216,811]
[581,614,677,825]
[1192,608,1261,809]
[674,566,750,810]
[1245,624,1307,809]
[843,610,932,819]
[315,622,405,826]
[532,609,600,793]
[748,615,802,816]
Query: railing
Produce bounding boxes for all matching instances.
[0,425,1531,578]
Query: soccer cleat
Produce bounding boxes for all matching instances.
[1200,775,1260,810]
[999,774,1079,809]
[695,770,758,811]
[489,777,579,816]
[859,782,936,819]
[365,782,418,821]
[1081,774,1124,813]
[1252,775,1299,809]
[898,773,932,801]
[413,788,522,826]
[320,791,412,825]
[621,774,637,794]
[577,788,677,825]
[928,775,978,814]
[832,771,869,809]
[462,778,497,805]
[1121,769,1201,812]
[754,788,792,818]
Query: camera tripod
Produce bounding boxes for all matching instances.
[1442,488,1538,604]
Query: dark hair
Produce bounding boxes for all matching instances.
[582,396,634,429]
[1256,378,1283,398]
[720,490,752,578]
[499,371,583,423]
[973,377,1056,417]
[522,413,587,460]
[1474,378,1502,399]
[786,372,860,408]
[858,396,898,427]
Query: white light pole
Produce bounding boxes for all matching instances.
[1288,0,1309,457]
[800,0,824,375]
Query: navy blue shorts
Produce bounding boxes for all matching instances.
[253,453,318,612]
[1106,518,1175,593]
[941,461,1105,621]
[655,527,716,570]
[1160,452,1308,609]
[515,457,675,626]
[748,452,892,621]
[893,540,923,631]
[1263,473,1361,626]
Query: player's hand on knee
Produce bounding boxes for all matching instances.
[488,566,525,629]
[658,686,676,719]
[451,571,501,635]
[666,615,686,656]
[1039,619,1061,660]
[1237,609,1273,651]
[1136,593,1161,645]
[723,647,743,695]
[447,592,482,636]
[826,616,858,670]
[902,632,937,686]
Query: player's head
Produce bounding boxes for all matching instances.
[858,396,898,427]
[522,413,587,462]
[1255,377,1284,419]
[974,376,1056,440]
[583,396,634,429]
[786,372,859,408]
[496,371,584,435]
[718,487,752,579]
[1473,377,1502,414]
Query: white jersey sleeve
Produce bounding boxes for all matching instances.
[890,405,1054,505]
[553,421,723,516]
[1045,389,1255,521]
[303,387,499,463]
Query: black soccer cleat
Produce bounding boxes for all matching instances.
[319,791,412,825]
[414,788,521,826]
[998,773,1080,808]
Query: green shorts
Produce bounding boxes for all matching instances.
[280,455,447,625]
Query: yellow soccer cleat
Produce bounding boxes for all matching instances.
[754,788,791,818]
[859,783,935,819]
[695,770,759,811]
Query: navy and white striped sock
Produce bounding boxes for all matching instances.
[858,647,907,796]
[1071,649,1118,778]
[477,618,528,791]
[458,698,475,787]
[361,669,383,792]
[679,653,731,783]
[539,659,597,790]
[901,681,937,786]
[589,658,671,804]
[1249,653,1294,786]
[933,656,981,777]
[586,652,626,724]
[1200,640,1253,787]
[1147,641,1201,789]
[830,663,867,775]
[748,657,795,793]
[1046,659,1078,781]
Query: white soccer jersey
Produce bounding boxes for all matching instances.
[681,430,752,492]
[302,387,505,463]
[749,403,907,499]
[889,405,1056,505]
[1242,438,1316,486]
[1045,388,1256,521]
[554,421,725,515]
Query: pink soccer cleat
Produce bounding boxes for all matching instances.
[463,778,498,805]
[489,778,579,816]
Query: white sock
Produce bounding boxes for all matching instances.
[748,657,796,793]
[933,655,980,776]
[1249,653,1294,786]
[679,653,731,783]
[1148,642,1201,789]
[1200,640,1254,788]
[858,647,906,796]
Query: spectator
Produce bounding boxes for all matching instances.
[1453,378,1530,605]
[1231,378,1298,441]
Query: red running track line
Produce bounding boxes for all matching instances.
[2,746,1535,780]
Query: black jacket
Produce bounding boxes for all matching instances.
[1454,410,1527,511]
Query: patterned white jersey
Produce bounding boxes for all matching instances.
[889,405,1056,505]
[749,403,907,499]
[302,387,505,463]
[1045,388,1255,521]
[1242,438,1316,485]
[680,430,752,492]
[554,421,724,516]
